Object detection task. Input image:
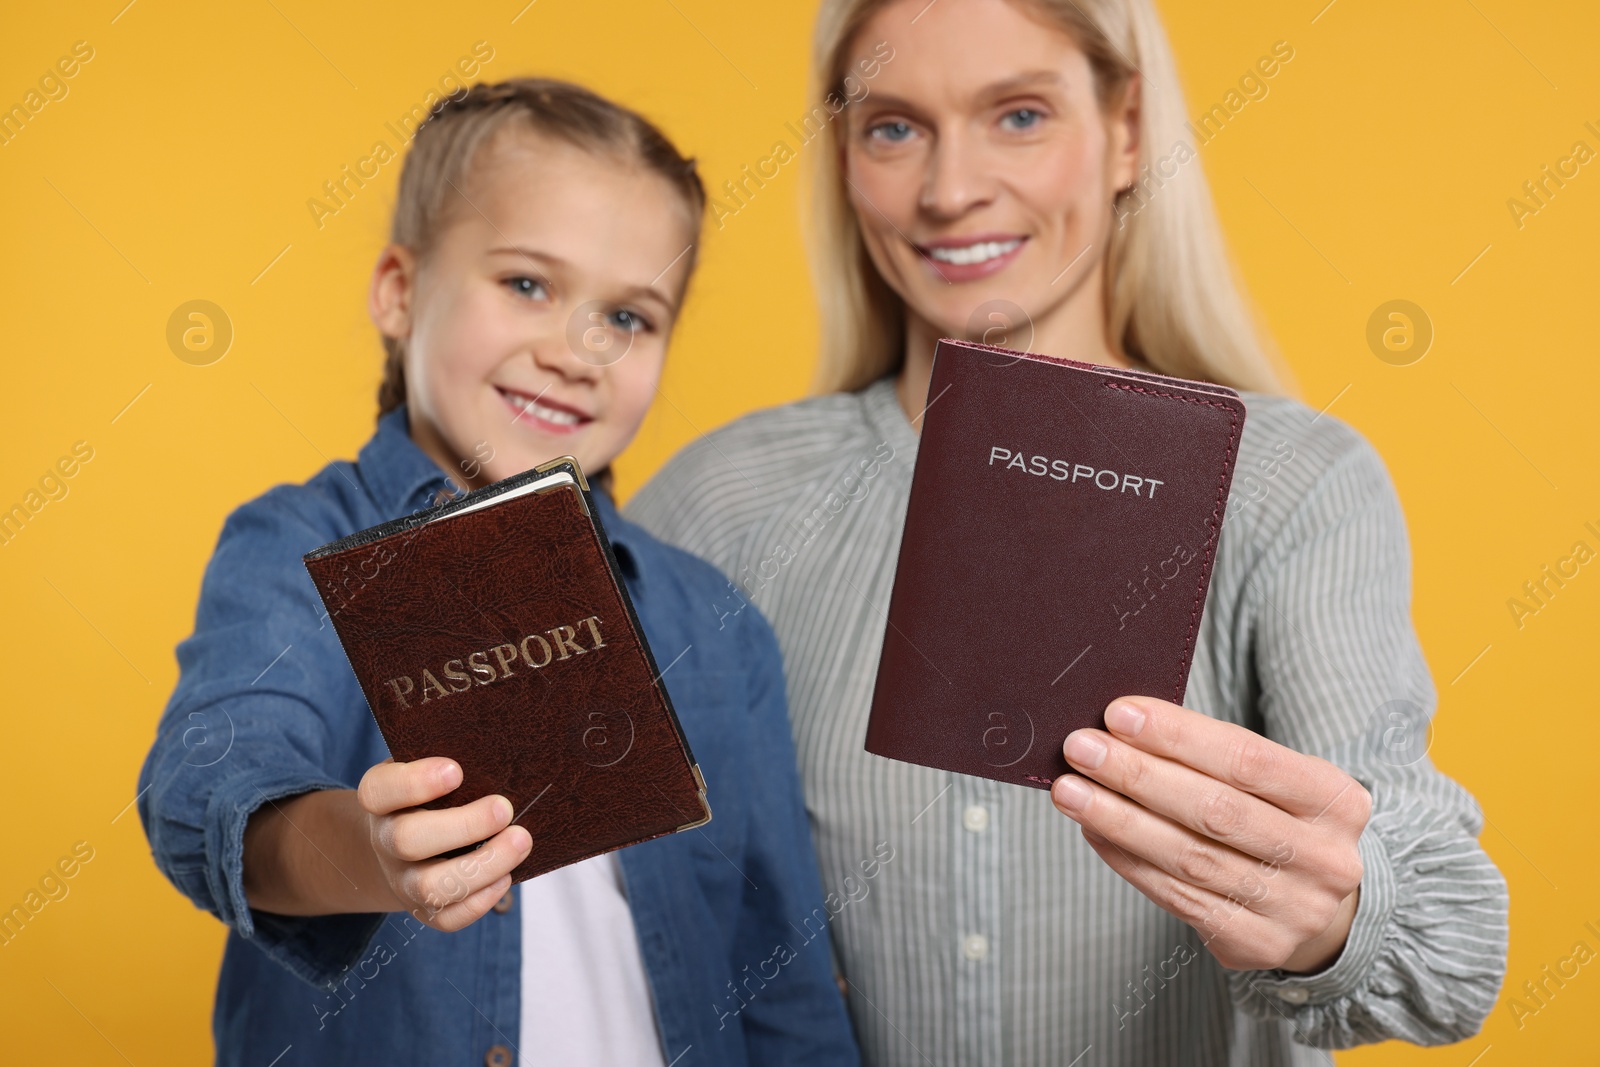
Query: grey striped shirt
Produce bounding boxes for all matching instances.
[627,376,1507,1066]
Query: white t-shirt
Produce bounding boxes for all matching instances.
[518,852,668,1067]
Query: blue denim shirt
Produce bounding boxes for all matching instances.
[137,405,859,1067]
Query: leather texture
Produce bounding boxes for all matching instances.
[304,468,709,882]
[865,339,1247,789]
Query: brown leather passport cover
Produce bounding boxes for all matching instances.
[865,339,1247,789]
[303,458,709,882]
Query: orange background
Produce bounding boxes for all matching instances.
[1,0,1595,1062]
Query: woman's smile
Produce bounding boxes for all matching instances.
[915,232,1029,282]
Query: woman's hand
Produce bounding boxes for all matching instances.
[358,756,532,931]
[1050,696,1369,974]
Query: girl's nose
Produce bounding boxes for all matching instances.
[532,321,607,381]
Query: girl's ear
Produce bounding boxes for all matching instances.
[369,244,418,342]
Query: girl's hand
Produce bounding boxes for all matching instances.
[1050,696,1369,974]
[357,756,533,932]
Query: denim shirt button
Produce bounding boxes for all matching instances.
[484,1045,512,1067]
[492,891,513,914]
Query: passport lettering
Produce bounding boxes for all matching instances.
[386,613,606,709]
[988,446,1165,499]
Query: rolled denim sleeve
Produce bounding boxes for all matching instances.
[728,608,861,1065]
[1225,442,1510,1046]
[137,491,388,991]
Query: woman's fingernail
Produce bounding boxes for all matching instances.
[496,796,514,823]
[1105,701,1146,737]
[1054,775,1093,813]
[1064,731,1108,770]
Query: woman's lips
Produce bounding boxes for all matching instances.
[916,235,1028,283]
[497,386,591,436]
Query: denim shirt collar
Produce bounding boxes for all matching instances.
[359,404,457,515]
[357,403,641,585]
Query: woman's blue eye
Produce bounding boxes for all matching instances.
[505,276,549,300]
[1002,108,1042,130]
[870,120,913,143]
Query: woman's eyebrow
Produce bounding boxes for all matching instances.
[976,69,1064,100]
[852,69,1065,115]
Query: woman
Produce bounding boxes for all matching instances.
[628,0,1508,1063]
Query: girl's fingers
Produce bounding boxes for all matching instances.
[1062,726,1302,864]
[414,874,514,934]
[358,756,462,816]
[379,793,516,863]
[1051,774,1289,919]
[406,825,531,928]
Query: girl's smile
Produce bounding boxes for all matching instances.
[495,384,592,435]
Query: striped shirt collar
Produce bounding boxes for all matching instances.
[861,374,921,458]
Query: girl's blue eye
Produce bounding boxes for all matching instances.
[608,309,650,334]
[869,120,913,143]
[1002,108,1042,130]
[505,276,549,300]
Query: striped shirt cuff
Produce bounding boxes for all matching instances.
[1240,822,1395,1009]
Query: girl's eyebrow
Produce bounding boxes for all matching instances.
[487,245,559,267]
[487,246,675,313]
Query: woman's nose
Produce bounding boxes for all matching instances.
[919,129,995,218]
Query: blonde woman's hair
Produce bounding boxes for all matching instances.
[804,0,1291,396]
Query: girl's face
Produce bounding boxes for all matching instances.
[371,128,696,488]
[842,0,1138,348]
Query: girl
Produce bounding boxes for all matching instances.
[138,79,858,1067]
[627,1,1509,1064]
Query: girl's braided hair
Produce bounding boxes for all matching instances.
[376,78,706,418]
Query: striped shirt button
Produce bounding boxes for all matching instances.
[961,933,990,961]
[1277,987,1310,1005]
[961,804,990,832]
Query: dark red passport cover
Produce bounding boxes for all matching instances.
[865,339,1247,789]
[303,457,709,882]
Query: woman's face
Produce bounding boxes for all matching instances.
[842,0,1138,350]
